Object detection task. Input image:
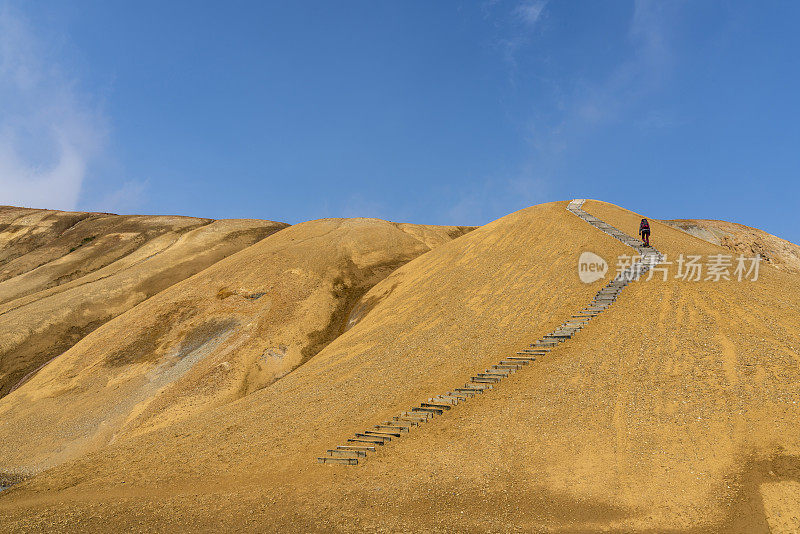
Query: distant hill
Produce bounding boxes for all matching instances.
[0,206,289,399]
[663,218,800,274]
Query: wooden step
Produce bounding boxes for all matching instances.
[327,449,366,458]
[386,418,418,426]
[444,391,472,399]
[459,383,492,391]
[490,364,516,370]
[348,437,385,446]
[471,377,500,384]
[374,425,409,433]
[494,363,523,370]
[477,372,507,379]
[400,411,432,420]
[484,367,510,374]
[355,432,392,441]
[499,359,527,366]
[338,445,376,452]
[413,406,444,414]
[448,390,475,398]
[454,387,485,395]
[421,402,452,410]
[365,429,402,438]
[431,396,459,405]
[394,416,426,424]
[318,457,358,465]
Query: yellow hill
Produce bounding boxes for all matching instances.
[663,218,800,274]
[0,206,288,397]
[0,201,799,533]
[0,217,472,478]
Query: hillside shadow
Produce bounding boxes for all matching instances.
[720,452,800,534]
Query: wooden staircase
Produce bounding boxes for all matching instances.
[318,199,664,465]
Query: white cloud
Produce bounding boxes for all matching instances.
[497,1,548,69]
[521,0,678,159]
[96,179,149,213]
[0,3,106,211]
[630,0,671,76]
[472,0,681,220]
[444,172,549,226]
[516,1,547,27]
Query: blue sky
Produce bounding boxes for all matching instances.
[1,1,798,244]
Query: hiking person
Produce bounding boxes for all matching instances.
[639,218,651,246]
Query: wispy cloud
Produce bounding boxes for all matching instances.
[515,1,547,27]
[524,0,678,155]
[0,3,106,211]
[96,179,149,213]
[630,0,671,82]
[443,172,549,226]
[492,1,549,69]
[446,0,680,225]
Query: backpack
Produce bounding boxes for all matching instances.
[640,218,650,230]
